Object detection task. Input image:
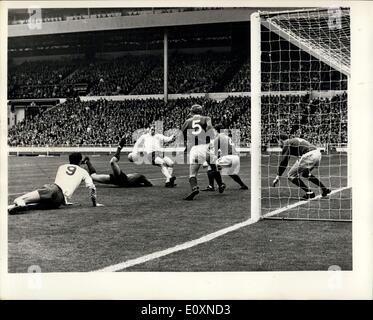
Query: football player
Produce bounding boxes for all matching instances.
[181,104,225,200]
[203,125,248,191]
[83,155,153,187]
[272,134,331,199]
[117,125,177,187]
[8,152,103,214]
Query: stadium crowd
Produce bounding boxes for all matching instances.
[8,52,348,99]
[261,93,347,145]
[8,94,347,148]
[8,60,80,99]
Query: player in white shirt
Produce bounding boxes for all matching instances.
[115,125,177,187]
[8,153,103,214]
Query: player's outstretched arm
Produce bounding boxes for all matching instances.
[83,170,104,207]
[161,134,176,143]
[206,116,213,132]
[133,134,145,154]
[272,148,291,187]
[90,186,104,207]
[181,120,189,134]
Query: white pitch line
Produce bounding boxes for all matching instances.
[92,186,350,272]
[93,218,256,272]
[262,186,350,219]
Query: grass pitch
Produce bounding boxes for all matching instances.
[8,153,351,272]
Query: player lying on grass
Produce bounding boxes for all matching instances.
[182,104,226,200]
[8,152,103,214]
[202,124,248,191]
[272,134,331,200]
[83,155,153,187]
[118,125,177,188]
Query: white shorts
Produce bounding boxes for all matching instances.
[216,155,240,175]
[288,149,322,179]
[189,143,216,165]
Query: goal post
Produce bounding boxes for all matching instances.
[250,12,262,222]
[250,8,351,222]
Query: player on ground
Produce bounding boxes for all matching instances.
[182,104,225,200]
[83,155,153,187]
[117,125,177,188]
[203,125,248,191]
[272,134,331,200]
[8,152,103,214]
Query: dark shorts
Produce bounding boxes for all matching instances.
[109,171,129,187]
[110,172,147,187]
[37,183,65,208]
[145,151,163,165]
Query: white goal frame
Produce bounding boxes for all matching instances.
[250,9,351,222]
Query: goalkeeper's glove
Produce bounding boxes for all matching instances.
[272,175,280,187]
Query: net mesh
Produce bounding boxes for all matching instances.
[264,8,350,76]
[258,8,352,221]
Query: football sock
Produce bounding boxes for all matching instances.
[85,159,97,175]
[229,174,247,187]
[168,167,174,176]
[114,137,126,159]
[118,136,126,149]
[214,171,223,187]
[189,176,198,189]
[291,177,311,193]
[210,164,223,187]
[307,174,327,191]
[207,170,215,188]
[161,165,172,181]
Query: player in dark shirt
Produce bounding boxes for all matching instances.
[203,125,248,191]
[83,155,153,188]
[272,134,331,199]
[181,104,225,200]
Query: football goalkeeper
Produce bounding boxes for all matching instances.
[272,134,331,200]
[83,155,153,188]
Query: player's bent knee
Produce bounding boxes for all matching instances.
[110,156,119,164]
[128,152,134,162]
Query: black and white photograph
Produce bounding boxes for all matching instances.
[0,1,372,300]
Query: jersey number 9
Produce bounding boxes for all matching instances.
[66,166,77,176]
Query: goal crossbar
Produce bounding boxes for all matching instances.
[260,8,350,76]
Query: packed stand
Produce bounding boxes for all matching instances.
[131,52,234,94]
[8,60,81,99]
[261,93,348,146]
[8,52,348,99]
[62,56,161,96]
[8,94,347,149]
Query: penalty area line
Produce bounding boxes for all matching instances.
[92,218,256,272]
[262,186,350,219]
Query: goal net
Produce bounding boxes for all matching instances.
[250,8,352,222]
